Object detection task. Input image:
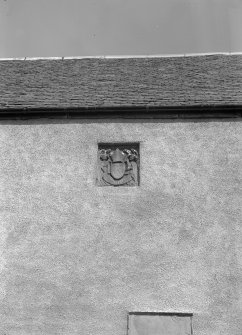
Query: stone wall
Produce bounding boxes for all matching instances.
[0,119,241,335]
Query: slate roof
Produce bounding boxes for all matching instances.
[0,54,242,111]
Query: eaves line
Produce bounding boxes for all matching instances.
[0,105,241,120]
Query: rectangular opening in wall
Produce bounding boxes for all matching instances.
[128,312,193,335]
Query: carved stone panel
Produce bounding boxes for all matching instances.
[97,143,139,186]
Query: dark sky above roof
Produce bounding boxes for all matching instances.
[0,54,242,111]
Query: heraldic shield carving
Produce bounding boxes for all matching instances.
[97,144,139,186]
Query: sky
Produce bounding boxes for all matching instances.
[0,0,242,58]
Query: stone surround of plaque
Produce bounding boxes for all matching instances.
[97,143,139,186]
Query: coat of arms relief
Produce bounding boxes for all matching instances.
[97,145,139,186]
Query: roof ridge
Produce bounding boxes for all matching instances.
[1,52,242,61]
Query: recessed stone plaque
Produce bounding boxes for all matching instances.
[128,313,193,335]
[97,143,139,186]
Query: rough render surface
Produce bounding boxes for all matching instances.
[1,55,242,110]
[0,120,241,335]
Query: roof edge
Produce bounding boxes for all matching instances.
[0,105,241,120]
[1,52,242,61]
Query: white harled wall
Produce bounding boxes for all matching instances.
[0,119,241,335]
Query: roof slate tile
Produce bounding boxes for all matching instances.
[0,55,242,111]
